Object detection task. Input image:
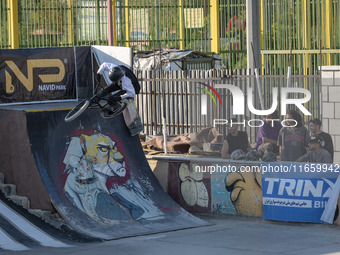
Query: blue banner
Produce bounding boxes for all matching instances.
[262,162,340,223]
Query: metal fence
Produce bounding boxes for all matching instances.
[1,0,339,74]
[116,0,211,52]
[261,0,340,75]
[219,0,247,70]
[0,1,9,49]
[135,69,320,141]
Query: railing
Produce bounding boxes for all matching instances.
[135,69,320,142]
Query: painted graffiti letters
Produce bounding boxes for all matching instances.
[178,163,208,207]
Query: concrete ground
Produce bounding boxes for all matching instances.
[6,214,340,255]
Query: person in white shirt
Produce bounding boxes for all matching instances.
[96,62,143,136]
[96,62,135,103]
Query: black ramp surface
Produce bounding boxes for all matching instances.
[26,108,205,239]
[0,191,97,252]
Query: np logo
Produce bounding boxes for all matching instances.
[5,59,65,93]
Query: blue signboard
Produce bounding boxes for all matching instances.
[262,162,340,223]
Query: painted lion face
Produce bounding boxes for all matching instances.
[63,131,126,178]
[81,132,123,164]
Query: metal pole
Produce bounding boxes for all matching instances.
[107,0,113,46]
[7,0,19,49]
[210,0,220,54]
[179,0,184,50]
[161,69,168,154]
[67,0,73,46]
[155,1,167,153]
[96,0,101,44]
[286,40,293,87]
[246,0,261,73]
[124,0,129,47]
[251,42,264,110]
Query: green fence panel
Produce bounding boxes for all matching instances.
[19,0,67,48]
[1,0,339,75]
[115,0,211,52]
[261,0,340,75]
[219,0,247,70]
[0,1,9,49]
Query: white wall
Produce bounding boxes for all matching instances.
[321,66,340,164]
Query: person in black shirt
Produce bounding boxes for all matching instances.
[308,118,334,162]
[221,118,252,159]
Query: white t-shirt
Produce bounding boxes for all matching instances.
[97,62,135,99]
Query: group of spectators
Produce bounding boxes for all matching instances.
[221,109,334,163]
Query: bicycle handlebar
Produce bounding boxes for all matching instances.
[91,89,126,104]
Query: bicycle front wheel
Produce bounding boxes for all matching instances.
[64,100,90,122]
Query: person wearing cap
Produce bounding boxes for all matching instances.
[96,62,143,136]
[221,118,252,159]
[296,135,332,163]
[308,118,334,162]
[96,62,136,102]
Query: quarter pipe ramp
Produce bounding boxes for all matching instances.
[0,104,205,240]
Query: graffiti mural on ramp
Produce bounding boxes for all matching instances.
[63,130,163,224]
[26,108,205,239]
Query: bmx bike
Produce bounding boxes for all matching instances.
[64,90,127,122]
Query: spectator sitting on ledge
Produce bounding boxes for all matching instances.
[296,135,332,163]
[221,118,252,159]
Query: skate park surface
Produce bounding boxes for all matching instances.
[3,214,340,255]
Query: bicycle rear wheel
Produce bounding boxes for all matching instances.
[100,101,127,119]
[64,100,90,122]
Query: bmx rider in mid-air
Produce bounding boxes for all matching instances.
[96,62,143,136]
[95,63,134,113]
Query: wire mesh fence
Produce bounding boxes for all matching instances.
[1,0,339,74]
[261,0,340,74]
[0,1,9,49]
[219,0,247,70]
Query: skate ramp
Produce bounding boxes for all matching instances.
[3,104,205,240]
[0,191,98,251]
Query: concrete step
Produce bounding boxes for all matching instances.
[0,184,17,196]
[8,195,30,209]
[0,178,66,229]
[28,209,64,229]
[28,209,51,220]
[0,173,4,184]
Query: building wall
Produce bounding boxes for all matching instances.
[321,66,340,164]
[148,156,340,223]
